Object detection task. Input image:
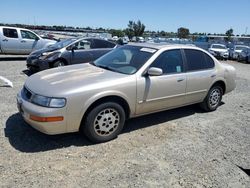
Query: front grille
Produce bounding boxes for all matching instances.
[22,86,33,101]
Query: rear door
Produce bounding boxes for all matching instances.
[183,49,216,104]
[19,29,40,54]
[0,28,20,54]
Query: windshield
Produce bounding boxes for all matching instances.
[93,45,156,75]
[212,44,226,49]
[49,38,77,50]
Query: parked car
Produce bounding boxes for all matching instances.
[238,47,250,63]
[0,26,56,54]
[208,44,229,60]
[17,43,236,143]
[26,37,117,72]
[229,45,249,60]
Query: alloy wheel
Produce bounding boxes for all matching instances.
[94,108,120,136]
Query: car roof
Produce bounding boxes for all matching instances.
[127,42,201,50]
[0,26,31,31]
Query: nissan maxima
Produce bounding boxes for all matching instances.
[17,43,236,143]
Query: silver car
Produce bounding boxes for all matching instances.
[0,26,56,54]
[229,45,249,60]
[17,43,236,143]
[26,38,117,72]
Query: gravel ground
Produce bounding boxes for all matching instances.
[0,60,249,187]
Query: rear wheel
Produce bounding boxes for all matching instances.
[200,85,223,112]
[82,102,125,143]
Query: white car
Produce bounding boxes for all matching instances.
[208,44,229,60]
[0,26,56,55]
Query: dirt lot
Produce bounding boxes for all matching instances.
[0,60,249,187]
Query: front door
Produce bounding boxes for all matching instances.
[70,40,93,64]
[136,49,187,115]
[19,30,40,54]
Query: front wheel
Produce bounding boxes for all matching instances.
[82,102,125,143]
[53,60,65,67]
[200,85,223,112]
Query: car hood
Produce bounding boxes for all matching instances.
[29,47,60,56]
[43,39,57,43]
[25,63,129,97]
[211,48,228,53]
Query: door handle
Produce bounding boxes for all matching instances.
[21,40,26,43]
[2,39,8,42]
[177,78,185,82]
[211,74,216,78]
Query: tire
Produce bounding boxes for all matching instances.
[53,60,65,67]
[82,102,125,143]
[200,85,223,112]
[237,56,241,62]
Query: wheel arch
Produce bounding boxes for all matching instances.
[210,80,226,94]
[49,58,68,68]
[79,95,131,130]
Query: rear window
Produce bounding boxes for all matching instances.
[184,49,214,71]
[93,39,116,48]
[3,28,18,38]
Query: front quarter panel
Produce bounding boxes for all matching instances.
[65,75,137,132]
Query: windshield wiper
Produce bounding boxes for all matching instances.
[96,64,115,71]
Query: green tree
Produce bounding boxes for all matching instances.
[133,20,145,37]
[177,27,190,38]
[109,29,125,37]
[225,28,233,42]
[125,20,145,39]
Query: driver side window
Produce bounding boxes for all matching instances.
[150,49,184,74]
[20,30,37,40]
[74,40,91,50]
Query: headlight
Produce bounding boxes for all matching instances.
[39,52,60,60]
[31,94,66,108]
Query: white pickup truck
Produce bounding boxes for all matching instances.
[0,26,56,55]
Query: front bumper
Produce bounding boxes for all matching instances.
[26,56,51,72]
[17,91,67,135]
[211,51,229,59]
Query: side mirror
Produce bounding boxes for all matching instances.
[147,67,163,76]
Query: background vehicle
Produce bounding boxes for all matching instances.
[0,26,56,54]
[238,47,250,63]
[18,44,236,143]
[26,37,117,72]
[229,45,249,60]
[208,44,229,60]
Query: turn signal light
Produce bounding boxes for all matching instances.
[30,115,64,122]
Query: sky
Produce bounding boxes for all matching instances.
[0,0,250,35]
